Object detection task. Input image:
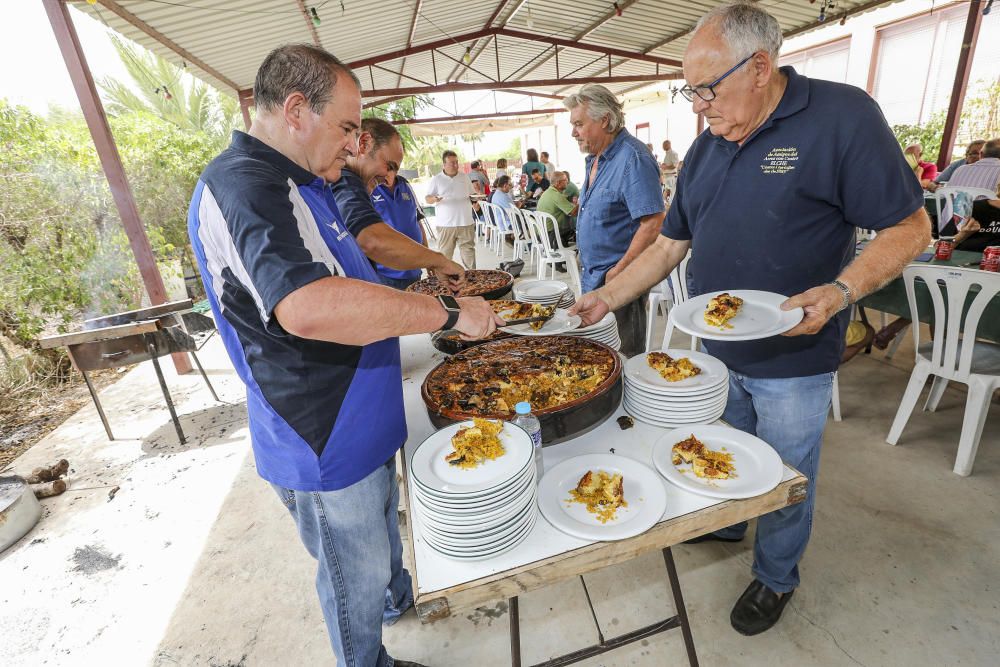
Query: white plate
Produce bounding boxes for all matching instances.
[651,425,784,499]
[504,308,582,336]
[573,312,617,334]
[414,467,536,512]
[414,492,534,532]
[537,454,667,541]
[410,421,533,495]
[623,391,727,415]
[624,380,728,403]
[425,513,538,561]
[669,290,804,341]
[625,350,729,393]
[420,505,536,548]
[624,402,725,428]
[514,280,569,301]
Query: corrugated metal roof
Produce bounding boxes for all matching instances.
[74,0,904,108]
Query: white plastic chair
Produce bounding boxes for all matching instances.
[479,202,509,259]
[652,251,698,352]
[934,185,996,232]
[506,206,532,267]
[886,265,1000,476]
[528,211,581,293]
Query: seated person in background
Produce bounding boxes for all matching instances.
[537,171,578,247]
[469,160,490,196]
[904,143,938,191]
[936,140,985,184]
[947,138,1000,194]
[842,320,875,364]
[526,168,550,199]
[489,175,520,234]
[494,157,510,181]
[955,199,1000,252]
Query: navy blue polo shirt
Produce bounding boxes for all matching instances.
[370,176,422,281]
[663,67,922,378]
[188,132,405,491]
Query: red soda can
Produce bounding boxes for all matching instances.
[980,246,1000,272]
[935,237,955,260]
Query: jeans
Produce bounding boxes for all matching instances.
[272,457,413,667]
[715,371,834,594]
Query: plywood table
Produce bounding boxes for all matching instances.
[398,335,808,667]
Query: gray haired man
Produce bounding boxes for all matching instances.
[565,84,665,356]
[571,1,928,635]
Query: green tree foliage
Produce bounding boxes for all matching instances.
[100,35,240,150]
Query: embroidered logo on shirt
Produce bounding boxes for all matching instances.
[372,194,385,202]
[761,147,798,175]
[402,192,411,201]
[327,220,350,241]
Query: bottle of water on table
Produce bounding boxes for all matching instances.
[512,401,543,481]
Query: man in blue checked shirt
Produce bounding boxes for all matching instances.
[564,84,666,356]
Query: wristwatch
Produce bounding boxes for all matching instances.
[828,280,853,313]
[437,295,461,331]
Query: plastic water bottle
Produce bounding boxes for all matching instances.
[512,402,543,480]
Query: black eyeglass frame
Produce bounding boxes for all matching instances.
[678,53,756,103]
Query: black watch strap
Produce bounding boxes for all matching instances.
[437,296,461,331]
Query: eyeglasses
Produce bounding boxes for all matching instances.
[678,54,754,103]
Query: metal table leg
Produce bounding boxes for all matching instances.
[507,549,699,667]
[77,364,114,441]
[146,336,186,444]
[663,546,699,667]
[189,350,220,402]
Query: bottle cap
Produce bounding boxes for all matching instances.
[515,402,531,415]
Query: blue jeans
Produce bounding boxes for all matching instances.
[272,457,413,666]
[715,372,834,594]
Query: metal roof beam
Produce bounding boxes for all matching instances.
[445,0,527,83]
[83,0,240,92]
[362,72,682,98]
[347,28,497,70]
[396,0,423,88]
[512,0,643,83]
[294,0,323,48]
[392,107,567,126]
[497,29,681,67]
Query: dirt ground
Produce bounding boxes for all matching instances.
[0,366,123,472]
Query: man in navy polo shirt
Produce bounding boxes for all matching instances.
[564,84,665,357]
[330,117,445,290]
[571,1,929,636]
[188,45,499,667]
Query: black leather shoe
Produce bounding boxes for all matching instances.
[683,532,744,544]
[730,580,794,636]
[394,661,430,667]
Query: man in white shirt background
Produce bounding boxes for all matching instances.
[426,150,477,269]
[947,138,1000,195]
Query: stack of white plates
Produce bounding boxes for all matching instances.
[513,280,570,308]
[410,421,539,561]
[562,311,621,350]
[557,290,576,309]
[623,349,729,428]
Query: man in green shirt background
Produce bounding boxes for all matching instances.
[537,171,579,246]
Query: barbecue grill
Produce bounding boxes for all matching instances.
[38,300,219,444]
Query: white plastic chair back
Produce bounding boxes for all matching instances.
[506,206,531,265]
[660,250,697,351]
[934,186,996,233]
[904,265,1000,377]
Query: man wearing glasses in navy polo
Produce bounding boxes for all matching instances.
[571,1,929,636]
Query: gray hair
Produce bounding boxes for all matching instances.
[254,44,361,114]
[563,84,625,133]
[693,1,783,61]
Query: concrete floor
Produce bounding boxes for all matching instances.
[1,244,998,667]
